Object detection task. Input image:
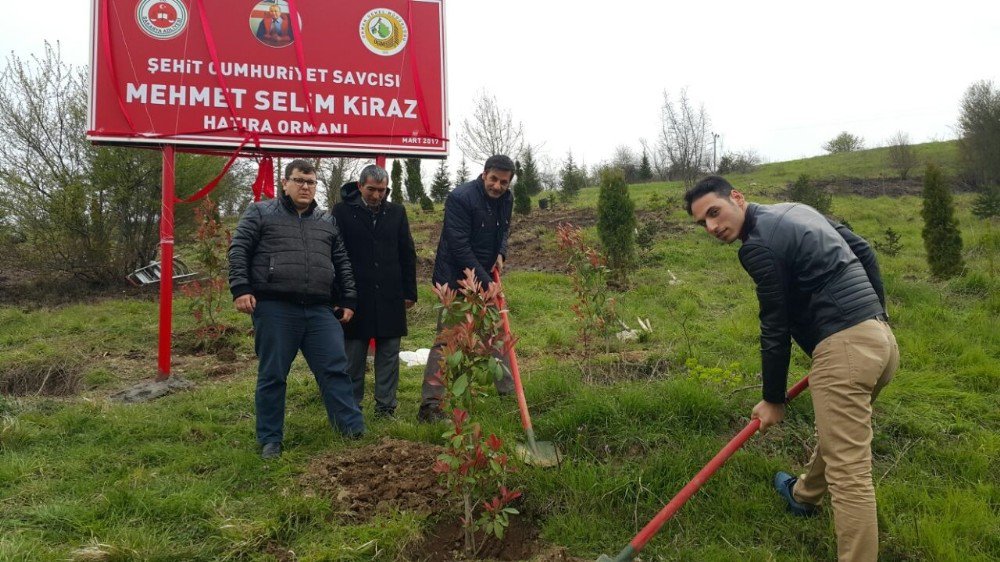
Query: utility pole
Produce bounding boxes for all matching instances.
[712,132,720,172]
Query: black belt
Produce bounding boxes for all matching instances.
[874,312,889,322]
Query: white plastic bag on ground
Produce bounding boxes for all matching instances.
[398,348,431,367]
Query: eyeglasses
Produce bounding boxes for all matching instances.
[287,177,318,188]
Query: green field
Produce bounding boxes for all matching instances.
[2,143,998,561]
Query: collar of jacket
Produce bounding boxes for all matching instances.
[341,181,385,214]
[279,191,317,216]
[739,203,759,243]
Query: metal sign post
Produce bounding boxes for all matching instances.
[157,145,176,380]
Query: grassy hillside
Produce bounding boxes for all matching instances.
[2,145,998,561]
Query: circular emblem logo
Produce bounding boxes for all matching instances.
[136,0,188,40]
[359,9,408,56]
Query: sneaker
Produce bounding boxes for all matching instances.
[261,442,282,459]
[416,403,447,423]
[773,471,818,517]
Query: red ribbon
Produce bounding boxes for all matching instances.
[99,1,137,132]
[194,0,245,133]
[405,0,434,138]
[285,0,319,131]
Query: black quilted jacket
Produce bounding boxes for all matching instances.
[738,203,886,404]
[431,176,512,289]
[228,193,357,310]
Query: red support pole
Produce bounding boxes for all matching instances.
[157,145,176,381]
[375,154,386,168]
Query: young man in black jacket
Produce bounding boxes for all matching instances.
[229,159,364,459]
[417,154,517,423]
[685,176,899,562]
[332,164,417,419]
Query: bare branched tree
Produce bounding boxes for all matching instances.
[886,132,919,180]
[656,89,711,184]
[0,43,242,281]
[457,91,524,165]
[639,137,668,180]
[317,157,364,208]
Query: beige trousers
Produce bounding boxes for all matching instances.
[792,319,899,562]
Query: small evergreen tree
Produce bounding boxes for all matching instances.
[972,184,1000,219]
[390,159,404,204]
[430,159,451,203]
[921,164,964,278]
[404,158,424,204]
[454,156,470,187]
[560,151,584,201]
[519,147,542,196]
[419,194,434,212]
[638,151,653,182]
[513,174,531,216]
[596,168,637,286]
[788,174,832,215]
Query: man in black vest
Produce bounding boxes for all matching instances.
[229,159,364,459]
[685,176,899,561]
[417,154,517,423]
[332,164,417,419]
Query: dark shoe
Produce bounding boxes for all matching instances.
[774,471,818,517]
[416,403,447,423]
[374,408,397,420]
[343,429,365,440]
[261,442,282,459]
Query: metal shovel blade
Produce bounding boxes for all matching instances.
[514,440,562,468]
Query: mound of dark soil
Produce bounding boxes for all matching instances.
[303,437,449,519]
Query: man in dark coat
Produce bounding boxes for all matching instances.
[229,159,363,459]
[332,164,417,418]
[417,154,517,423]
[685,176,899,561]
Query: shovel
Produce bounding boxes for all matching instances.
[493,268,562,468]
[596,375,811,561]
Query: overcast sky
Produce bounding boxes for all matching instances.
[3,1,998,174]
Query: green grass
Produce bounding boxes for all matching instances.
[2,145,998,560]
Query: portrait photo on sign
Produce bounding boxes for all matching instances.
[249,0,297,47]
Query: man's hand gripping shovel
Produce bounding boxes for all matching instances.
[492,267,562,468]
[596,376,811,561]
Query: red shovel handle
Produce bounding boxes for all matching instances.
[492,268,535,434]
[629,375,811,553]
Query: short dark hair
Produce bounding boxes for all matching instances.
[483,154,516,176]
[358,164,389,186]
[284,159,316,179]
[684,175,734,215]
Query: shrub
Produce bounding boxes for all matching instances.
[556,223,618,359]
[887,132,919,180]
[513,175,531,216]
[787,174,832,215]
[921,164,964,278]
[971,184,1000,220]
[822,131,864,153]
[596,168,636,285]
[428,269,520,555]
[179,198,233,351]
[419,195,434,212]
[872,227,903,258]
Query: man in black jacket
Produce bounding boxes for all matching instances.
[229,159,364,459]
[332,164,417,419]
[417,154,517,423]
[685,176,899,562]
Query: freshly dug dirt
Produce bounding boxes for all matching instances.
[303,437,449,519]
[407,515,541,562]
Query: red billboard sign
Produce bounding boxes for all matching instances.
[88,0,447,156]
